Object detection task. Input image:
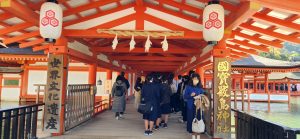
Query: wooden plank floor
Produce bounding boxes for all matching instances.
[44,100,210,139]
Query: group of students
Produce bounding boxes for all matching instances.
[132,70,205,136]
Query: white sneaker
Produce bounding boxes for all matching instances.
[178,118,184,123]
[119,114,124,119]
[116,116,119,120]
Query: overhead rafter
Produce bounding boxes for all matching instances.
[63,0,120,17]
[64,3,135,27]
[252,12,300,33]
[239,22,300,44]
[156,0,203,15]
[145,3,201,24]
[255,0,300,15]
[143,13,191,31]
[89,13,136,29]
[196,0,238,12]
[2,0,39,25]
[0,23,33,36]
[19,38,44,48]
[123,61,182,66]
[232,30,282,48]
[228,39,269,52]
[226,1,261,31]
[226,44,258,55]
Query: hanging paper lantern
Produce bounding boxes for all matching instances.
[39,1,63,42]
[203,2,224,42]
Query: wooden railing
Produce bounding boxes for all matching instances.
[232,109,300,139]
[94,99,109,115]
[0,103,44,139]
[64,84,95,131]
[231,89,250,111]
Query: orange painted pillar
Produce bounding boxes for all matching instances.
[88,64,97,85]
[196,67,205,87]
[20,63,29,99]
[254,75,257,93]
[240,73,245,90]
[232,79,236,90]
[265,73,270,103]
[273,82,276,93]
[106,69,112,80]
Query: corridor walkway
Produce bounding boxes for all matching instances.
[46,100,209,139]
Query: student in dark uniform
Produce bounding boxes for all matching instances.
[160,76,172,128]
[184,73,204,133]
[141,74,161,136]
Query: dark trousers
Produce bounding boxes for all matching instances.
[186,106,201,133]
[181,101,187,121]
[115,112,120,117]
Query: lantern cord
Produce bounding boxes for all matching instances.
[97,29,184,38]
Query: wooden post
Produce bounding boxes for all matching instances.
[196,67,205,87]
[273,82,276,93]
[240,73,244,90]
[212,39,231,139]
[254,75,257,93]
[265,73,270,104]
[20,62,29,99]
[232,79,236,90]
[88,64,97,85]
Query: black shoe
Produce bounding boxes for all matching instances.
[144,130,149,136]
[154,126,159,131]
[159,121,165,127]
[163,123,168,128]
[148,131,153,136]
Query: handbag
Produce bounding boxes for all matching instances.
[192,97,205,133]
[137,100,153,114]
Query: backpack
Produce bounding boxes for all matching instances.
[115,84,125,97]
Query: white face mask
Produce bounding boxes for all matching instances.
[193,79,199,86]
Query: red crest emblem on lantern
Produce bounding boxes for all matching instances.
[41,10,59,27]
[204,12,222,29]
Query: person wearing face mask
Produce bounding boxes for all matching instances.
[183,73,204,133]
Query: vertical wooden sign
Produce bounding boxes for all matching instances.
[44,54,64,132]
[213,58,231,139]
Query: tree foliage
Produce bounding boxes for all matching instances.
[259,42,300,61]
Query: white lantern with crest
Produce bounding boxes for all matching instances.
[39,0,62,42]
[203,1,224,42]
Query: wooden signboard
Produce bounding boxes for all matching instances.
[0,0,10,7]
[213,58,231,139]
[43,54,64,132]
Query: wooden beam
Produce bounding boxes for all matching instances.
[111,56,189,61]
[232,30,282,48]
[89,14,136,29]
[228,39,269,52]
[145,3,201,24]
[255,0,300,15]
[252,12,300,32]
[196,0,238,12]
[0,13,13,21]
[226,1,261,30]
[32,44,50,52]
[226,44,258,55]
[63,29,203,39]
[63,0,120,17]
[239,23,300,44]
[143,13,191,31]
[94,47,200,54]
[64,3,134,27]
[157,0,203,15]
[19,38,44,48]
[229,49,249,57]
[3,31,40,44]
[2,0,39,25]
[0,23,32,36]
